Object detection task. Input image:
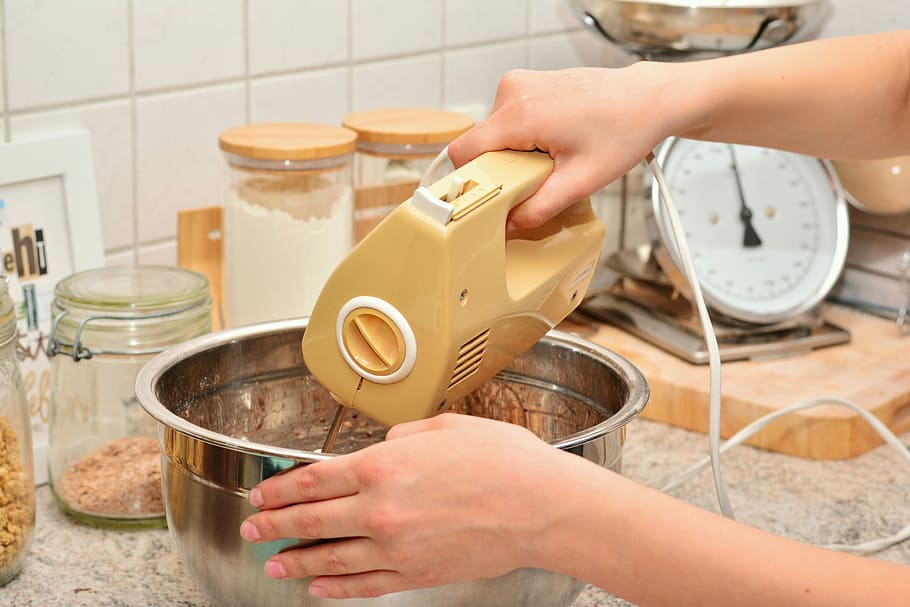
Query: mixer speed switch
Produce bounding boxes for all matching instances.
[336,296,417,385]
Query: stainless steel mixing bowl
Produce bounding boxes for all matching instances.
[135,318,649,607]
[569,0,831,61]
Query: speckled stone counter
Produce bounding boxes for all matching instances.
[4,419,910,607]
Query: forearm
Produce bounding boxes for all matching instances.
[651,30,910,159]
[534,454,910,607]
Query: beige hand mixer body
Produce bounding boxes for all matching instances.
[303,150,605,446]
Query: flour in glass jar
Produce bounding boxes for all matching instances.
[223,172,353,327]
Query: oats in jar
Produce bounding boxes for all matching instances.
[0,416,35,581]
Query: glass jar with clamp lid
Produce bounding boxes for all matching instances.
[0,277,35,585]
[46,265,211,528]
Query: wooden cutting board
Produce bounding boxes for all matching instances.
[584,304,910,459]
[177,206,224,331]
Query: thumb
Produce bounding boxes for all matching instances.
[384,416,442,441]
[447,109,539,168]
[508,159,603,229]
[384,412,473,441]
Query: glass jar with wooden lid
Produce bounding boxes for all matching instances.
[219,123,357,327]
[342,108,473,241]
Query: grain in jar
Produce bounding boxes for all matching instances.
[47,266,211,529]
[220,123,357,327]
[342,108,473,242]
[0,278,35,586]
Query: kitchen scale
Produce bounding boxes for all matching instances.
[583,139,850,363]
[570,0,851,363]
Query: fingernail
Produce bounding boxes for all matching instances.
[309,583,328,598]
[239,521,261,542]
[265,559,288,580]
[249,488,263,508]
[506,220,518,233]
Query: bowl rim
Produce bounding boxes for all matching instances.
[134,317,650,460]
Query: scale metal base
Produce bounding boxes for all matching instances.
[581,287,851,365]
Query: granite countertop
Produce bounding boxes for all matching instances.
[5,418,910,607]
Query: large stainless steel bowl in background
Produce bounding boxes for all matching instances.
[569,0,831,61]
[135,318,649,607]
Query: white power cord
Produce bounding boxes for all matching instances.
[646,152,734,519]
[424,146,910,556]
[646,151,910,555]
[659,396,910,554]
[420,146,453,188]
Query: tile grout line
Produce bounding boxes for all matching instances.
[346,0,353,113]
[242,0,250,124]
[130,235,178,250]
[527,0,534,68]
[1,0,10,142]
[440,0,446,108]
[127,0,139,264]
[3,31,553,119]
[5,76,252,117]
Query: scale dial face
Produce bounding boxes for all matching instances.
[652,138,849,324]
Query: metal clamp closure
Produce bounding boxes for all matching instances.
[46,299,205,361]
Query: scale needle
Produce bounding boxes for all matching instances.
[729,145,762,248]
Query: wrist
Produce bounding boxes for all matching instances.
[631,59,724,143]
[519,450,626,576]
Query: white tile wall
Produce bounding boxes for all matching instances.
[250,68,350,125]
[351,0,443,60]
[0,28,5,115]
[445,0,527,47]
[821,2,910,37]
[530,0,581,34]
[105,249,137,267]
[132,0,245,91]
[352,55,443,112]
[445,41,527,113]
[136,84,245,242]
[10,101,135,250]
[0,0,902,262]
[248,0,349,74]
[5,0,129,109]
[529,31,604,71]
[137,241,178,267]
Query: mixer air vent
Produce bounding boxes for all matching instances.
[447,329,490,390]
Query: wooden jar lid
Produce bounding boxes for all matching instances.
[342,108,473,146]
[219,123,357,161]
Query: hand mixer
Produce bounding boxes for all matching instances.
[302,150,606,451]
[307,145,910,554]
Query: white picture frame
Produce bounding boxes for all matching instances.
[0,130,105,485]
